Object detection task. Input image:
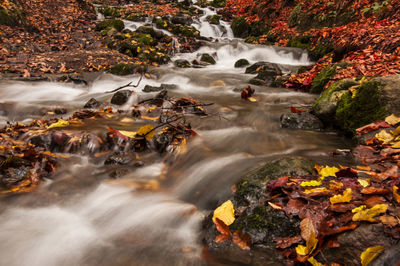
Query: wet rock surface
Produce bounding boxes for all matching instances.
[111,90,132,105]
[280,112,324,131]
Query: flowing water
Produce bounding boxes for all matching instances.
[0,6,352,266]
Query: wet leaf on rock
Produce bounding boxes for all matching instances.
[212,200,235,226]
[360,245,385,266]
[232,230,251,250]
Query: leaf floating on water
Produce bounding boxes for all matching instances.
[247,97,257,102]
[300,180,322,187]
[385,114,400,126]
[119,130,137,138]
[352,204,388,222]
[46,119,70,130]
[233,230,251,250]
[137,124,155,140]
[330,188,353,204]
[212,200,235,226]
[360,245,385,266]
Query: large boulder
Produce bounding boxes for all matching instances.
[234,58,250,68]
[170,13,193,25]
[245,62,282,75]
[111,90,132,105]
[200,53,216,65]
[231,16,250,38]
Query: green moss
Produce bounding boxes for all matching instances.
[208,15,220,25]
[117,41,139,57]
[288,35,311,49]
[154,19,169,29]
[211,0,226,8]
[288,4,302,27]
[335,79,387,134]
[126,14,146,22]
[108,63,138,76]
[234,59,250,68]
[200,53,216,64]
[309,42,334,61]
[231,16,250,38]
[0,5,24,26]
[96,19,124,32]
[132,33,154,45]
[98,6,120,17]
[310,65,337,94]
[171,25,200,37]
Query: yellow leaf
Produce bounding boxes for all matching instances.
[352,204,388,222]
[392,126,400,136]
[391,141,400,148]
[137,46,141,53]
[119,130,137,138]
[304,187,328,194]
[308,257,322,266]
[212,200,235,226]
[360,246,385,266]
[393,185,400,203]
[120,117,134,123]
[385,114,400,126]
[330,188,352,204]
[46,119,70,130]
[300,180,322,187]
[352,205,366,213]
[248,97,257,102]
[141,115,160,121]
[358,178,370,187]
[137,124,155,141]
[375,130,394,144]
[124,33,131,38]
[319,166,339,179]
[296,231,318,256]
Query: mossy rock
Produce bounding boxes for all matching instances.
[171,25,200,37]
[132,33,154,45]
[288,3,302,28]
[98,6,120,18]
[211,0,226,8]
[234,59,250,68]
[200,53,216,65]
[335,79,387,134]
[174,59,191,68]
[126,14,146,22]
[117,41,139,57]
[249,21,270,37]
[0,5,25,26]
[288,35,311,49]
[108,64,139,76]
[248,78,265,86]
[309,42,334,61]
[154,19,169,29]
[208,15,220,25]
[96,19,124,32]
[234,156,315,207]
[313,79,359,123]
[231,16,250,38]
[310,65,337,94]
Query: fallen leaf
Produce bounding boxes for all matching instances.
[385,114,400,126]
[119,130,137,138]
[330,188,353,204]
[300,180,322,187]
[137,124,155,140]
[379,216,398,227]
[212,200,235,226]
[296,231,318,257]
[356,121,391,135]
[358,178,370,187]
[361,187,390,195]
[352,204,388,222]
[375,130,394,144]
[360,245,385,266]
[214,218,232,236]
[46,119,70,129]
[275,235,302,249]
[291,106,306,113]
[308,256,322,266]
[393,185,400,203]
[215,234,230,243]
[268,202,283,210]
[300,217,315,241]
[233,230,251,250]
[319,166,339,179]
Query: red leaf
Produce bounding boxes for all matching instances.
[356,120,390,135]
[215,234,230,243]
[290,106,306,114]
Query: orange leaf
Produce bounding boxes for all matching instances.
[215,234,230,243]
[214,218,232,236]
[233,230,251,250]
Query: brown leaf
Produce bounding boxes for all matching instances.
[300,217,315,241]
[275,235,302,249]
[373,165,399,181]
[233,230,251,250]
[361,187,390,195]
[356,120,391,135]
[214,218,232,236]
[215,234,230,243]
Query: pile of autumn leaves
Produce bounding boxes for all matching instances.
[212,114,400,265]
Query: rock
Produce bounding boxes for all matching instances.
[203,157,315,265]
[29,134,52,150]
[160,84,178,90]
[96,19,124,32]
[84,98,101,109]
[280,112,323,131]
[108,63,140,76]
[54,107,67,115]
[234,157,315,206]
[104,154,131,165]
[249,70,281,86]
[320,224,395,265]
[371,242,400,266]
[170,13,193,25]
[200,53,216,65]
[1,167,29,187]
[57,74,88,85]
[234,58,250,68]
[111,90,132,105]
[136,26,164,39]
[207,14,220,25]
[313,79,358,124]
[245,62,282,75]
[171,25,200,38]
[174,59,191,68]
[143,85,162,93]
[376,75,400,115]
[231,16,250,38]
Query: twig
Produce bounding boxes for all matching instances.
[106,74,143,93]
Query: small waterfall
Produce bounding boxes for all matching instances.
[192,6,233,39]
